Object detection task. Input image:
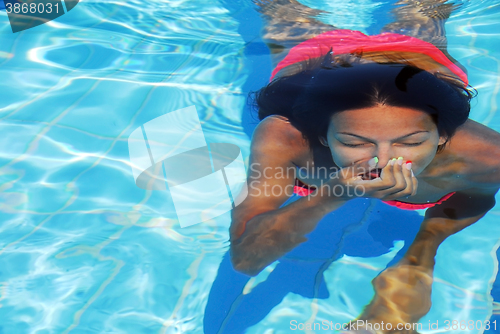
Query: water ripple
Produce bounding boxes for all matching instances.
[0,0,499,333]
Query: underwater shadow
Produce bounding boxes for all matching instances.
[204,198,424,333]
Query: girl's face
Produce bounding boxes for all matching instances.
[326,105,446,175]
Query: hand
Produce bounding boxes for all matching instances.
[325,157,417,201]
[352,157,418,201]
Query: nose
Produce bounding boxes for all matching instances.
[374,144,396,168]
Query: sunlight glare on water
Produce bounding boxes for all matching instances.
[0,0,500,333]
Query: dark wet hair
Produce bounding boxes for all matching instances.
[254,53,475,151]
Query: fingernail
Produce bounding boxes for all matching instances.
[405,160,412,164]
[368,156,379,167]
[411,170,415,177]
[397,157,404,165]
[390,158,396,166]
[405,162,412,170]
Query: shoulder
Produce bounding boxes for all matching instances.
[448,119,500,185]
[251,115,310,161]
[253,115,299,138]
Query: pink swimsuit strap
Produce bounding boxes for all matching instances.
[292,181,456,210]
[382,192,456,210]
[270,29,468,86]
[293,185,315,197]
[293,179,317,197]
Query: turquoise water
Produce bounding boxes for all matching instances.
[0,0,500,333]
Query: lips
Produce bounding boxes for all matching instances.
[360,168,382,180]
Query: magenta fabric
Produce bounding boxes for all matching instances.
[382,192,456,210]
[293,185,455,210]
[270,29,468,86]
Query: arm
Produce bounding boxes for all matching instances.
[354,188,498,332]
[230,116,349,276]
[231,118,419,276]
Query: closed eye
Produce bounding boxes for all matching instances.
[401,142,424,146]
[340,142,366,147]
[341,141,425,147]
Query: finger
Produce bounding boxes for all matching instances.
[382,158,414,199]
[372,157,407,198]
[351,158,397,197]
[402,161,417,197]
[393,157,412,196]
[376,157,397,190]
[383,160,419,200]
[411,166,418,196]
[368,157,408,198]
[395,160,416,198]
[343,156,380,180]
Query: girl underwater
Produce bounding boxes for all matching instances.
[229,0,500,331]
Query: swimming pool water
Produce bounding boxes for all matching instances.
[0,0,500,333]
